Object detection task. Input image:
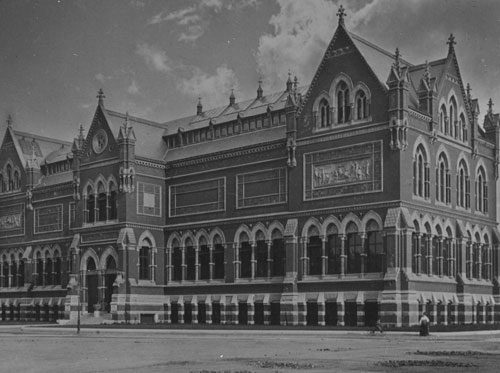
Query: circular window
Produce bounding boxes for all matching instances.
[92,129,108,154]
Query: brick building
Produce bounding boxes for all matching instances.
[1,9,499,326]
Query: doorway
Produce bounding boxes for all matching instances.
[86,257,98,313]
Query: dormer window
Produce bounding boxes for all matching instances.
[336,81,350,124]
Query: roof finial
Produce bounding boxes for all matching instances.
[257,78,263,99]
[423,60,431,84]
[229,89,235,106]
[337,5,347,26]
[293,75,298,91]
[286,70,293,92]
[97,88,105,105]
[123,112,130,130]
[6,114,13,128]
[78,124,84,139]
[447,33,456,54]
[197,97,203,115]
[394,47,401,75]
[488,98,494,114]
[466,83,472,103]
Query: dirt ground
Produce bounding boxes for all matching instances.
[0,326,499,373]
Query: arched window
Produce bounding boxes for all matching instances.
[54,253,61,286]
[271,229,285,277]
[108,181,118,220]
[239,232,251,278]
[18,253,24,287]
[212,234,225,280]
[185,238,196,281]
[413,145,430,198]
[326,225,341,275]
[436,153,450,204]
[139,238,151,280]
[439,104,447,133]
[255,231,267,278]
[307,226,322,276]
[456,160,470,208]
[366,220,384,273]
[482,235,491,281]
[97,182,107,222]
[319,98,330,128]
[432,227,441,276]
[1,255,8,287]
[86,185,95,224]
[421,224,432,275]
[345,222,362,274]
[198,236,210,280]
[449,97,458,138]
[475,167,488,213]
[9,254,16,288]
[472,233,481,279]
[6,164,13,191]
[460,113,467,142]
[355,90,368,120]
[172,239,182,281]
[336,81,350,124]
[13,170,20,190]
[443,228,453,277]
[36,252,43,286]
[45,252,53,286]
[466,232,472,279]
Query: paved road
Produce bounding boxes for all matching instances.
[1,325,499,372]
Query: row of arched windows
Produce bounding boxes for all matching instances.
[411,223,492,281]
[438,95,468,142]
[33,250,63,287]
[0,253,25,288]
[0,162,21,193]
[83,177,118,224]
[314,76,371,129]
[413,144,488,213]
[302,219,385,276]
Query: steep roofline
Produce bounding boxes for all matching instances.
[349,32,414,67]
[13,129,72,147]
[105,109,166,129]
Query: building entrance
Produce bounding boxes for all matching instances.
[86,257,98,313]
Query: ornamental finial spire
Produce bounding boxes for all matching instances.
[488,98,494,114]
[394,47,401,74]
[78,124,84,139]
[423,60,431,84]
[447,33,456,54]
[97,88,105,105]
[123,112,130,130]
[466,83,472,103]
[337,5,346,26]
[6,114,13,128]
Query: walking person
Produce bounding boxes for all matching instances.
[419,312,430,336]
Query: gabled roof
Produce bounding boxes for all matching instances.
[350,32,413,89]
[103,109,168,160]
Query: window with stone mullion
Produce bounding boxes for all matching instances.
[308,236,322,276]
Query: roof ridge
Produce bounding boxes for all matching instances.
[105,109,167,129]
[409,57,447,71]
[349,32,414,67]
[14,130,72,146]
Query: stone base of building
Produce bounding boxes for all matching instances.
[61,290,500,327]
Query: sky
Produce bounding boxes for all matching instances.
[1,0,500,144]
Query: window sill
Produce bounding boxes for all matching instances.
[412,195,431,203]
[83,219,119,227]
[167,279,226,286]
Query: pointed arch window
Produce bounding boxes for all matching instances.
[239,232,252,278]
[13,170,20,190]
[436,153,450,204]
[6,164,13,191]
[318,98,330,128]
[255,231,268,278]
[413,145,430,199]
[198,236,210,280]
[0,174,4,193]
[172,239,182,281]
[475,167,488,213]
[365,221,384,273]
[355,90,368,120]
[336,81,350,124]
[85,185,95,224]
[108,181,117,220]
[97,182,107,222]
[439,105,447,133]
[345,223,362,274]
[185,238,196,281]
[450,97,458,139]
[212,234,225,280]
[271,229,285,277]
[326,226,341,275]
[456,160,470,208]
[460,113,468,142]
[139,238,152,281]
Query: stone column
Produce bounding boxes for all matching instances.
[321,236,327,276]
[300,237,307,277]
[415,233,421,274]
[266,241,272,278]
[166,247,172,282]
[233,243,240,279]
[360,233,367,275]
[181,246,186,281]
[194,246,200,281]
[250,242,256,280]
[208,245,214,280]
[438,237,444,276]
[340,234,346,277]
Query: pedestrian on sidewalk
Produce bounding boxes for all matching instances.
[419,312,430,336]
[371,319,384,334]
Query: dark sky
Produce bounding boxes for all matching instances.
[1,0,499,143]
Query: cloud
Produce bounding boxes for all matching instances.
[149,0,260,43]
[177,65,239,108]
[95,73,111,83]
[255,0,419,92]
[136,43,173,73]
[127,80,140,95]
